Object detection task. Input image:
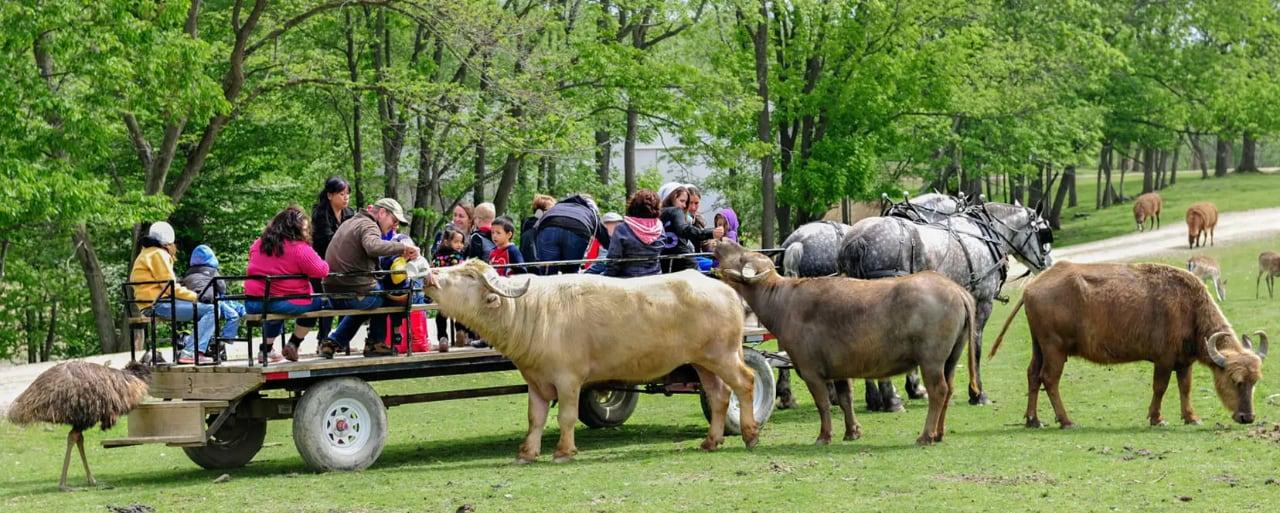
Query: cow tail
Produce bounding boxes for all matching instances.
[988,295,1026,359]
[783,242,804,277]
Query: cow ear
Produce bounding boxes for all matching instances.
[485,293,501,308]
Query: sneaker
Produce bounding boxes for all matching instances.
[319,339,340,360]
[282,343,300,362]
[258,347,284,365]
[468,339,489,349]
[363,342,395,357]
[178,351,216,365]
[437,337,450,353]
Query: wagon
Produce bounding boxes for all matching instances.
[106,274,777,471]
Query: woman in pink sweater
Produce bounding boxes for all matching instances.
[245,206,331,362]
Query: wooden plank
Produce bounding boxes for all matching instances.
[104,435,204,448]
[129,303,439,325]
[252,347,503,373]
[150,370,265,401]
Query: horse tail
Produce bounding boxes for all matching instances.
[960,290,979,397]
[783,242,804,277]
[989,295,1026,359]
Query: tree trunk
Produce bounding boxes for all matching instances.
[1215,135,1230,177]
[1170,136,1180,186]
[1095,164,1102,209]
[25,309,37,364]
[41,298,57,362]
[625,106,638,196]
[595,129,612,185]
[0,239,8,284]
[1141,147,1154,193]
[1190,133,1208,179]
[345,9,366,207]
[72,225,120,354]
[1240,132,1260,172]
[537,156,548,191]
[493,153,523,217]
[410,115,436,242]
[1101,140,1116,208]
[752,0,776,248]
[1156,149,1167,189]
[547,158,558,194]
[1049,166,1074,230]
[368,5,405,201]
[1068,166,1078,207]
[1028,166,1045,210]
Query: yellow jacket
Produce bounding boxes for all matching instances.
[130,246,199,303]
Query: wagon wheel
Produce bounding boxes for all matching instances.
[293,378,388,471]
[578,387,640,428]
[183,413,267,470]
[700,349,776,435]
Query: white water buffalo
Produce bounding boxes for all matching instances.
[716,241,975,446]
[423,260,758,462]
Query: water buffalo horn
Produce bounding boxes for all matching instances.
[1253,331,1269,359]
[1205,332,1230,368]
[481,269,530,298]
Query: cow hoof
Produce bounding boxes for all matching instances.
[1025,418,1044,428]
[843,430,862,442]
[915,435,936,446]
[699,438,722,452]
[1150,418,1167,427]
[777,395,798,410]
[814,436,832,446]
[744,436,759,451]
[1184,416,1202,425]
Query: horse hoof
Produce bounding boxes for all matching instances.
[700,438,722,452]
[915,435,936,446]
[1184,417,1202,426]
[1150,418,1167,427]
[1025,418,1044,429]
[814,436,832,446]
[844,430,862,442]
[1059,422,1077,430]
[969,394,991,406]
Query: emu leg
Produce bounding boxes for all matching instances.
[969,300,995,405]
[1176,365,1201,424]
[775,368,797,410]
[58,430,76,492]
[74,430,95,486]
[833,379,861,441]
[1148,365,1173,426]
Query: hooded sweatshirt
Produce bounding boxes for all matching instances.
[605,216,666,278]
[715,208,740,243]
[181,244,225,304]
[131,246,199,303]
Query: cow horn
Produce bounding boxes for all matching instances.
[741,263,774,284]
[1205,332,1230,368]
[481,269,530,298]
[1253,331,1269,359]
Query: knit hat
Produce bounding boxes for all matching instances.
[148,221,175,245]
[189,244,219,269]
[601,212,623,224]
[658,183,682,205]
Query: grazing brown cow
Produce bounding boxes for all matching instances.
[991,262,1267,428]
[1133,192,1162,232]
[1185,202,1219,248]
[715,240,975,446]
[1257,251,1280,299]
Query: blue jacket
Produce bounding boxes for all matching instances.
[604,223,664,277]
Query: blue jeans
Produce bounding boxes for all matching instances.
[328,290,387,347]
[535,226,590,275]
[245,298,325,339]
[151,300,240,353]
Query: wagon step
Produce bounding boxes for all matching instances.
[102,400,228,448]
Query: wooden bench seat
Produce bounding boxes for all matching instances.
[128,303,437,325]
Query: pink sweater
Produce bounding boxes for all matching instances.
[245,239,330,304]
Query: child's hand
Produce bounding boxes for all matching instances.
[713,226,725,240]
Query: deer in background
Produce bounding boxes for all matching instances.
[1187,256,1226,302]
[1186,202,1219,249]
[1257,251,1280,299]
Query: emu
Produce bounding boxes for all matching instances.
[7,361,151,491]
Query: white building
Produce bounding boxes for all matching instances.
[608,130,722,224]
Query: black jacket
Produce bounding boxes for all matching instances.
[311,204,355,258]
[180,265,225,304]
[535,195,609,248]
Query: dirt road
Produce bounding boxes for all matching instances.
[5,208,1280,413]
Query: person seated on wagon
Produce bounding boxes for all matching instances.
[321,198,420,359]
[244,206,331,363]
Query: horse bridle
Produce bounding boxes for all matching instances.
[975,204,1053,271]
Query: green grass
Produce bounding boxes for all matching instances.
[6,242,1280,512]
[1053,170,1280,247]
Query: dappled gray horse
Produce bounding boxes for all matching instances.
[840,202,1054,406]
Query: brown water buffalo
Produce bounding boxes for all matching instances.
[991,262,1267,428]
[423,260,758,463]
[715,240,975,446]
[1133,192,1162,232]
[1186,202,1218,248]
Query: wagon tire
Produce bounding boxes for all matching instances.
[701,349,776,435]
[293,378,387,472]
[578,387,640,428]
[183,413,267,470]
